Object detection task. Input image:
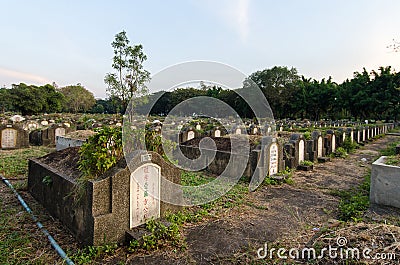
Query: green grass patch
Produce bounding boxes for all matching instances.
[0,147,52,178]
[380,140,400,156]
[334,174,370,222]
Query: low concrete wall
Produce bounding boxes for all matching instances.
[370,156,400,209]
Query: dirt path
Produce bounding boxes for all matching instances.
[1,136,400,264]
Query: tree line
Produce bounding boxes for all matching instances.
[1,65,399,121]
[137,65,400,121]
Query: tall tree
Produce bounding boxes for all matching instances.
[60,84,96,113]
[104,31,150,112]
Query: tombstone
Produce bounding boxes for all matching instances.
[41,120,49,126]
[235,128,242,135]
[288,134,306,168]
[324,130,336,155]
[214,129,221,138]
[195,124,201,131]
[0,124,29,149]
[41,125,73,146]
[130,163,161,228]
[268,142,279,175]
[10,115,25,123]
[187,130,195,141]
[347,128,354,143]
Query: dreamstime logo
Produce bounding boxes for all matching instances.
[257,236,396,261]
[122,61,275,206]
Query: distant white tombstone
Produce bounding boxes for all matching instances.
[363,129,366,141]
[269,143,278,175]
[267,127,271,133]
[49,119,55,123]
[235,128,241,135]
[64,123,71,128]
[55,127,66,138]
[298,139,305,163]
[214,129,221,138]
[187,130,195,141]
[253,127,258,134]
[10,115,25,122]
[317,136,323,157]
[1,128,17,148]
[116,122,122,127]
[196,124,201,130]
[342,132,346,142]
[41,120,49,126]
[129,163,160,228]
[28,123,38,130]
[177,125,183,130]
[350,131,354,143]
[332,135,336,153]
[280,126,283,131]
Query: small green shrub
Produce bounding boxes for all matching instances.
[300,160,313,166]
[78,126,123,179]
[385,155,400,166]
[303,131,311,140]
[42,175,52,186]
[342,137,358,153]
[333,147,348,158]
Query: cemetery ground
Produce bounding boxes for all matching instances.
[1,135,400,264]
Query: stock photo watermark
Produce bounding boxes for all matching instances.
[257,236,396,261]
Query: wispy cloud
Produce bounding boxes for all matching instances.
[235,0,250,41]
[0,67,51,85]
[198,0,251,42]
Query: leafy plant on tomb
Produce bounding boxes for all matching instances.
[332,147,348,158]
[78,126,123,180]
[300,160,313,166]
[342,137,359,153]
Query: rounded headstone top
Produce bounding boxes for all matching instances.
[10,115,25,122]
[289,133,304,142]
[41,120,49,126]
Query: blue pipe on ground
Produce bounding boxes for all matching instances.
[1,174,74,265]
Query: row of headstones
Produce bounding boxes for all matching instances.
[0,124,74,149]
[261,124,394,175]
[178,124,276,143]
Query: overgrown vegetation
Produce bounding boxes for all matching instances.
[78,126,123,179]
[71,243,118,265]
[333,147,348,158]
[342,137,359,153]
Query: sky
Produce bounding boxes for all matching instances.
[1,0,400,99]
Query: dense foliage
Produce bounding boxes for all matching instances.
[138,66,400,121]
[60,84,96,113]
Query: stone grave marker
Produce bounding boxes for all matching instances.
[130,163,161,228]
[1,128,17,148]
[187,130,195,141]
[268,142,278,175]
[214,129,221,138]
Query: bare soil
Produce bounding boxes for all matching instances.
[1,136,400,264]
[37,146,81,179]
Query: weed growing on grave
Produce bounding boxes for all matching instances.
[300,160,314,166]
[78,126,123,179]
[127,219,184,253]
[385,155,400,166]
[303,131,311,140]
[342,137,359,153]
[336,173,370,222]
[333,147,348,158]
[70,243,118,264]
[263,167,293,185]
